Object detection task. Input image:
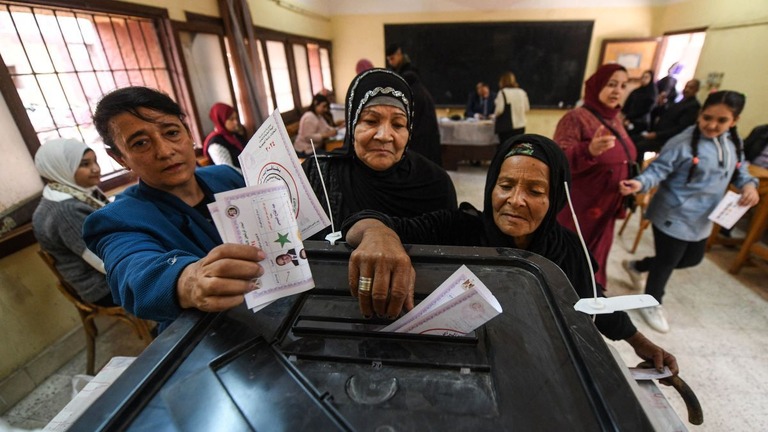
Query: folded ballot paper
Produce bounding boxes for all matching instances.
[206,109,333,313]
[382,265,502,336]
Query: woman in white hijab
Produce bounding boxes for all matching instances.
[32,138,115,305]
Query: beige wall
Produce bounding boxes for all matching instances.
[126,0,333,39]
[329,6,654,137]
[0,246,78,378]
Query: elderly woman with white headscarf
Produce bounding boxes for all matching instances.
[32,138,114,305]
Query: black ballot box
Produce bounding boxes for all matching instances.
[69,241,655,431]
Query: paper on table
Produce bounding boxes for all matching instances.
[382,265,502,336]
[708,190,750,230]
[209,182,314,312]
[238,109,330,239]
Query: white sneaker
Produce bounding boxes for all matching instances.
[622,259,647,291]
[639,305,670,333]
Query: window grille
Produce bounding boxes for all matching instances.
[0,2,175,178]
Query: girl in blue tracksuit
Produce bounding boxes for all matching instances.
[619,90,759,332]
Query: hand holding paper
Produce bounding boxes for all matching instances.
[176,243,266,312]
[208,183,315,312]
[382,265,502,336]
[708,190,750,230]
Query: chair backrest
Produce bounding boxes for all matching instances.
[37,249,96,312]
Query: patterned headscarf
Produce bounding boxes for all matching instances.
[343,68,413,154]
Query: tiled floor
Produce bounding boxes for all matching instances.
[2,162,766,431]
[1,318,149,431]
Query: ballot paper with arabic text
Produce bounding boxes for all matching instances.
[208,182,314,312]
[238,109,330,239]
[708,190,750,230]
[382,265,502,336]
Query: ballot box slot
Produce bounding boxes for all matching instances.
[281,351,492,374]
[291,315,479,343]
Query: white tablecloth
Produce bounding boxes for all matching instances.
[439,119,499,146]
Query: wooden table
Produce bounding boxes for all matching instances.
[439,119,499,170]
[707,164,768,273]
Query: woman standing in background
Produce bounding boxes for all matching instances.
[553,63,635,288]
[493,71,530,144]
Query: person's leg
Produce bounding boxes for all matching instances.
[675,237,708,269]
[639,225,688,303]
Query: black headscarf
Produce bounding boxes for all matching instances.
[335,68,457,217]
[482,134,581,269]
[343,68,412,152]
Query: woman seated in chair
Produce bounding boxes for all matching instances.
[294,93,337,158]
[32,138,116,306]
[203,102,248,171]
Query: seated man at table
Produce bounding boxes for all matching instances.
[465,82,496,120]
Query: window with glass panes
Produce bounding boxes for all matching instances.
[0,2,175,179]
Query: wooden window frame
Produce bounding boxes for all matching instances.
[0,0,188,256]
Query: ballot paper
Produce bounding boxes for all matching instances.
[708,190,750,230]
[382,265,502,336]
[208,182,314,312]
[629,366,673,381]
[238,109,330,239]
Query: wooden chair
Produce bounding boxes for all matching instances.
[618,187,657,253]
[618,156,657,253]
[706,164,768,273]
[37,249,154,375]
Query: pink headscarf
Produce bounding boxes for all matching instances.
[203,103,244,157]
[355,59,374,75]
[582,64,626,120]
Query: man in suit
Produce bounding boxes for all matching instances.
[635,79,701,163]
[465,82,496,119]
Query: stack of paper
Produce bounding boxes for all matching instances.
[382,265,502,336]
[209,182,314,313]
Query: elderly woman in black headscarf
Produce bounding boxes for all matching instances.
[302,68,457,239]
[341,134,678,374]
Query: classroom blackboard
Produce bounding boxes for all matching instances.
[384,21,594,109]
